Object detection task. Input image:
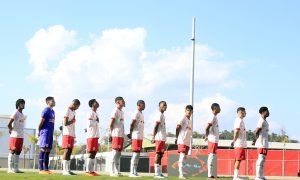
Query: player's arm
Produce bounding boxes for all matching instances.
[151,122,159,143]
[37,118,45,136]
[7,118,14,134]
[252,127,262,145]
[175,124,182,144]
[64,116,75,126]
[205,123,212,141]
[129,119,136,136]
[232,129,240,147]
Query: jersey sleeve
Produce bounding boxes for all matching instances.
[256,118,264,128]
[10,111,17,120]
[131,111,138,121]
[155,113,162,124]
[64,109,70,119]
[87,111,96,127]
[41,108,49,119]
[110,109,117,119]
[234,118,241,130]
[177,117,184,126]
[207,115,214,125]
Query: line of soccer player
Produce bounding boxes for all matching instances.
[7,97,269,180]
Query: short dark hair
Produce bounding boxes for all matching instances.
[16,99,25,109]
[73,99,81,105]
[259,106,268,114]
[137,100,145,106]
[186,105,193,111]
[237,107,245,113]
[45,96,54,103]
[88,99,97,107]
[115,96,124,103]
[211,103,220,110]
[159,101,167,106]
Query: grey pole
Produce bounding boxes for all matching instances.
[188,17,196,155]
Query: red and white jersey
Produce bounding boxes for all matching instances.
[131,110,144,140]
[207,114,219,143]
[62,108,76,137]
[154,112,167,141]
[177,116,192,147]
[10,110,26,138]
[110,108,125,137]
[86,110,100,138]
[255,117,269,148]
[234,117,247,148]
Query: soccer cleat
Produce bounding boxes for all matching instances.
[39,171,49,175]
[14,169,24,173]
[91,172,100,176]
[69,171,77,175]
[110,173,120,177]
[233,177,244,180]
[85,172,95,176]
[154,175,166,178]
[62,171,72,176]
[129,173,141,177]
[179,175,188,179]
[45,170,54,174]
[7,169,15,173]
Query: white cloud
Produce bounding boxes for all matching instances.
[25,25,244,143]
[26,25,76,80]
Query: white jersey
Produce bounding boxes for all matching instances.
[234,117,247,148]
[110,108,125,137]
[131,110,144,140]
[86,110,100,138]
[62,108,76,137]
[177,116,192,147]
[207,114,219,143]
[255,117,269,148]
[10,110,26,138]
[154,112,167,141]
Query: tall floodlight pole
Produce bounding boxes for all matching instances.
[189,17,196,155]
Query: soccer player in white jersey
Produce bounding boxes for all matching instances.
[7,99,26,173]
[109,96,125,177]
[253,107,270,180]
[205,103,221,179]
[85,99,100,176]
[61,99,80,176]
[151,101,167,178]
[129,100,145,177]
[175,105,193,179]
[231,107,247,180]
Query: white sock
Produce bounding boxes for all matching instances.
[135,153,140,175]
[234,169,238,178]
[154,163,160,176]
[212,153,217,177]
[116,151,121,174]
[67,160,71,172]
[93,158,96,172]
[8,153,13,171]
[178,153,185,176]
[111,150,117,174]
[256,154,265,178]
[14,155,20,171]
[63,160,67,172]
[130,153,136,174]
[207,153,213,177]
[86,158,91,172]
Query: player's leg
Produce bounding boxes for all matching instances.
[7,150,14,173]
[234,160,241,179]
[44,148,52,173]
[178,152,186,178]
[38,148,45,173]
[14,150,23,173]
[62,148,72,175]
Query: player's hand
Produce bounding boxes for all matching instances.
[73,118,76,123]
[151,138,155,144]
[127,133,132,139]
[109,136,112,142]
[230,141,234,148]
[175,139,178,145]
[59,126,63,131]
[8,129,12,134]
[252,139,256,146]
[204,136,208,141]
[84,128,87,133]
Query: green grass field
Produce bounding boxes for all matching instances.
[0,171,233,180]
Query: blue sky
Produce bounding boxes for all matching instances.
[0,0,299,144]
